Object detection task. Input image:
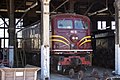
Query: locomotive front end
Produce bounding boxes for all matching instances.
[50,13,93,73]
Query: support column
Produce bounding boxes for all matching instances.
[9,0,15,67]
[115,0,120,75]
[69,0,75,13]
[39,0,51,80]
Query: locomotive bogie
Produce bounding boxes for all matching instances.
[50,50,92,73]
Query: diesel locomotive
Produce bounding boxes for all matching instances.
[17,13,93,78]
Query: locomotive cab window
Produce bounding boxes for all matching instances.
[84,22,88,29]
[57,19,73,29]
[74,20,88,29]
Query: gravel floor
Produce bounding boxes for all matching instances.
[37,66,119,80]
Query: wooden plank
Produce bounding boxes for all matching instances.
[5,72,14,77]
[26,77,34,80]
[26,72,34,77]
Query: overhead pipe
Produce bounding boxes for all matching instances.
[88,7,108,16]
[15,2,38,26]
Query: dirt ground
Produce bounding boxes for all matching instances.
[38,66,120,80]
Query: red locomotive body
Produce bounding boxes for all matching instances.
[50,13,93,73]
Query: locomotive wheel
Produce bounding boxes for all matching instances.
[77,70,84,80]
[69,68,75,78]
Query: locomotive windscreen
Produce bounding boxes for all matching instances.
[57,19,73,29]
[74,19,88,29]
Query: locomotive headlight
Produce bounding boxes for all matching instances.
[72,37,75,40]
[75,37,78,40]
[70,30,77,34]
[70,30,74,33]
[70,34,79,42]
[74,30,77,33]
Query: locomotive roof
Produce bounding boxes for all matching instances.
[51,13,90,22]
